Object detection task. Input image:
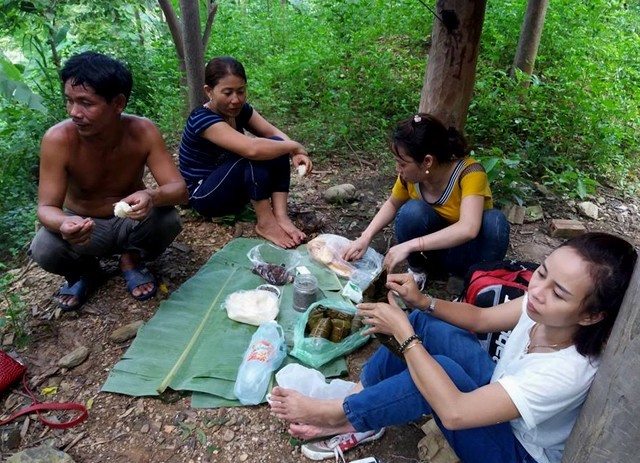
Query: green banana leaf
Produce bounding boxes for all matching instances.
[102,238,359,406]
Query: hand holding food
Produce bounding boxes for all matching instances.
[114,201,132,218]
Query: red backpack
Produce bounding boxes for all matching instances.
[459,260,538,361]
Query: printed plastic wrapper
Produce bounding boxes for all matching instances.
[234,321,287,405]
[306,234,383,289]
[223,287,280,326]
[274,364,355,400]
[290,298,370,369]
[247,243,302,285]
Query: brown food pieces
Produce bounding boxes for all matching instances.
[251,263,293,286]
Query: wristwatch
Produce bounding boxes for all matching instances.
[424,295,436,313]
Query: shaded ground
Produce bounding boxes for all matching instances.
[2,157,639,462]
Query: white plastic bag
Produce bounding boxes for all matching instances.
[274,363,355,400]
[223,288,280,326]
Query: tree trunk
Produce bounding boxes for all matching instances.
[178,0,206,110]
[512,0,549,88]
[562,261,640,462]
[419,0,487,131]
[157,0,186,74]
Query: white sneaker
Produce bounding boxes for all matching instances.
[408,268,427,292]
[301,428,385,461]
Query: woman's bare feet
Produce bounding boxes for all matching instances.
[270,192,305,245]
[269,387,347,427]
[255,222,296,248]
[288,422,356,440]
[253,199,297,248]
[276,216,306,245]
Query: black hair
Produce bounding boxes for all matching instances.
[204,56,247,89]
[392,113,467,164]
[562,232,637,357]
[60,51,133,103]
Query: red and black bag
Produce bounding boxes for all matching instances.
[459,260,538,361]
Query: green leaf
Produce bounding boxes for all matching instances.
[0,57,23,81]
[576,178,587,200]
[102,238,350,404]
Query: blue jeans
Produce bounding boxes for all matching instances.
[343,311,535,463]
[188,137,291,217]
[394,200,510,277]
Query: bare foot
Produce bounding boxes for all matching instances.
[269,387,346,427]
[288,422,355,440]
[120,252,155,298]
[255,222,296,249]
[276,215,306,245]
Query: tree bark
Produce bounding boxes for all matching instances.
[512,0,549,87]
[562,261,640,462]
[202,1,218,49]
[157,0,185,66]
[419,0,487,131]
[179,0,206,109]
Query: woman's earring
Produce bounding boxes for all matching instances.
[425,169,430,175]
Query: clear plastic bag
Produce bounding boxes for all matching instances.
[247,243,302,285]
[274,364,355,399]
[306,234,383,289]
[289,298,370,369]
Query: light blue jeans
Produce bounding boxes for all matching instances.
[394,199,510,277]
[343,310,535,463]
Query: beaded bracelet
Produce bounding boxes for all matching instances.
[402,339,422,354]
[398,334,420,354]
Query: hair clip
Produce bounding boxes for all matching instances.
[413,115,422,123]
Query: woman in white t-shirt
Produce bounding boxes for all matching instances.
[270,232,637,463]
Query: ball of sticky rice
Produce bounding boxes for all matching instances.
[114,201,132,218]
[297,165,307,177]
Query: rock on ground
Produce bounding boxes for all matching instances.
[7,445,75,463]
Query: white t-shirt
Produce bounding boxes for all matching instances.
[490,295,599,463]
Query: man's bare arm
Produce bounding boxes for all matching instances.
[140,118,187,207]
[121,118,188,219]
[37,124,95,244]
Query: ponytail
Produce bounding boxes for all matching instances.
[393,113,467,163]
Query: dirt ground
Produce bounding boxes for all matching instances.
[1,157,639,463]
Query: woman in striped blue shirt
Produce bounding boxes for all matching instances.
[179,57,312,249]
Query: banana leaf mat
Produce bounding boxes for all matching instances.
[102,238,358,408]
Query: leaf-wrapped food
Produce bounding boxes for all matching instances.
[309,317,332,339]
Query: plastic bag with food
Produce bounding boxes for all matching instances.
[306,234,383,289]
[247,243,302,286]
[289,299,370,368]
[223,287,280,326]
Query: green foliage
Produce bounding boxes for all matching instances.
[470,0,640,200]
[0,265,30,347]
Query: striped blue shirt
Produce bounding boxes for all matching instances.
[178,103,254,192]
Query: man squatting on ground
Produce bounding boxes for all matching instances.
[29,51,188,311]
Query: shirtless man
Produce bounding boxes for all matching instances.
[29,51,188,311]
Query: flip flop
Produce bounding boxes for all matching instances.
[123,264,157,301]
[55,277,91,312]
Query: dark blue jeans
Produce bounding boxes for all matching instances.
[343,311,535,463]
[189,138,291,217]
[394,199,510,277]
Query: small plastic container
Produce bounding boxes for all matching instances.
[293,274,319,312]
